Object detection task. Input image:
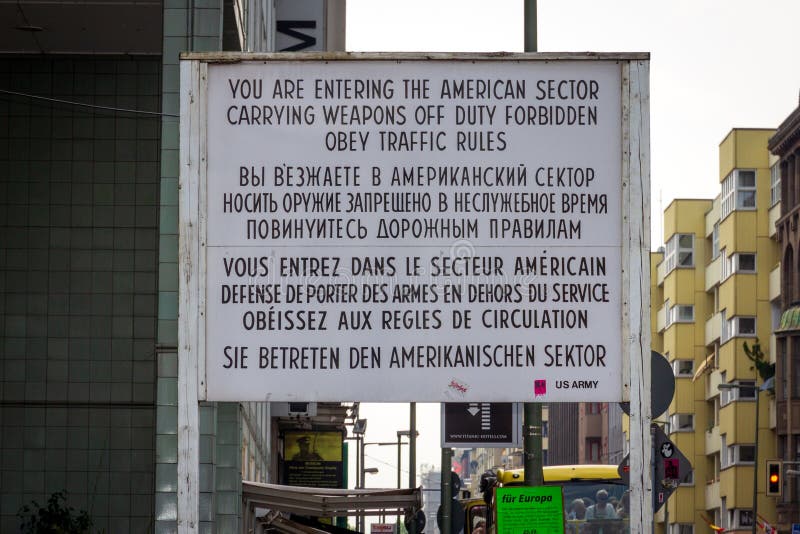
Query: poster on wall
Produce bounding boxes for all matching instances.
[282,430,344,488]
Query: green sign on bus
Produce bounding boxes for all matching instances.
[495,486,564,534]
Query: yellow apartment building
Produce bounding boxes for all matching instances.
[654,129,780,534]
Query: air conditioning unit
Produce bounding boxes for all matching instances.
[272,402,317,417]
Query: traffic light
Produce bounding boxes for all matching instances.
[766,460,782,496]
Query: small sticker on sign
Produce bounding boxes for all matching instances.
[444,379,470,399]
[534,380,547,396]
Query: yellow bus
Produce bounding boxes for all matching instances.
[462,465,629,534]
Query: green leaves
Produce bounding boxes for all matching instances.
[17,491,93,534]
[743,339,776,386]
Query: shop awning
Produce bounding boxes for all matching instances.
[242,482,422,517]
[243,482,422,534]
[776,305,800,332]
[692,353,715,382]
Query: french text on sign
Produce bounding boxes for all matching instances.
[200,58,626,402]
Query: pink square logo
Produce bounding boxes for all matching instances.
[534,380,547,396]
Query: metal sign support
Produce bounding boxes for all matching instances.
[522,0,544,491]
[178,59,204,534]
[621,59,653,532]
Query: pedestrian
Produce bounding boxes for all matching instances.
[568,498,587,520]
[585,490,617,520]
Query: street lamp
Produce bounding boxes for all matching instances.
[361,443,396,489]
[352,419,367,489]
[356,466,379,533]
[396,431,418,489]
[362,436,417,489]
[358,431,419,532]
[718,380,769,534]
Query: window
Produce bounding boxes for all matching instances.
[542,421,548,437]
[666,304,694,326]
[738,445,756,462]
[721,380,756,406]
[723,444,755,467]
[771,162,781,206]
[721,310,730,342]
[720,251,756,274]
[736,171,757,208]
[680,469,694,486]
[587,438,601,462]
[722,172,734,217]
[721,248,731,279]
[669,413,694,432]
[665,233,694,272]
[722,316,756,342]
[736,381,756,399]
[664,299,672,328]
[721,169,757,218]
[736,317,756,336]
[735,253,756,273]
[722,252,756,278]
[670,525,694,534]
[720,434,728,466]
[712,223,720,260]
[672,360,694,377]
[729,509,754,528]
[675,305,694,323]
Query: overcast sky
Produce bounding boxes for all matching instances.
[348,0,800,244]
[344,0,800,492]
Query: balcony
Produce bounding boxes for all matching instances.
[769,202,780,238]
[705,369,721,400]
[770,397,777,430]
[657,261,666,287]
[705,197,720,237]
[705,256,721,291]
[705,313,721,346]
[657,305,666,332]
[770,263,781,302]
[705,480,721,510]
[705,426,720,454]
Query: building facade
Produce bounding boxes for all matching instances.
[653,129,780,533]
[548,401,625,467]
[0,17,267,534]
[769,97,800,528]
[0,3,345,533]
[1,54,164,533]
[547,403,579,465]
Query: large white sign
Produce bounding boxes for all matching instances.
[192,57,630,402]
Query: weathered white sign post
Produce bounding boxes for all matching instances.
[179,52,651,532]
